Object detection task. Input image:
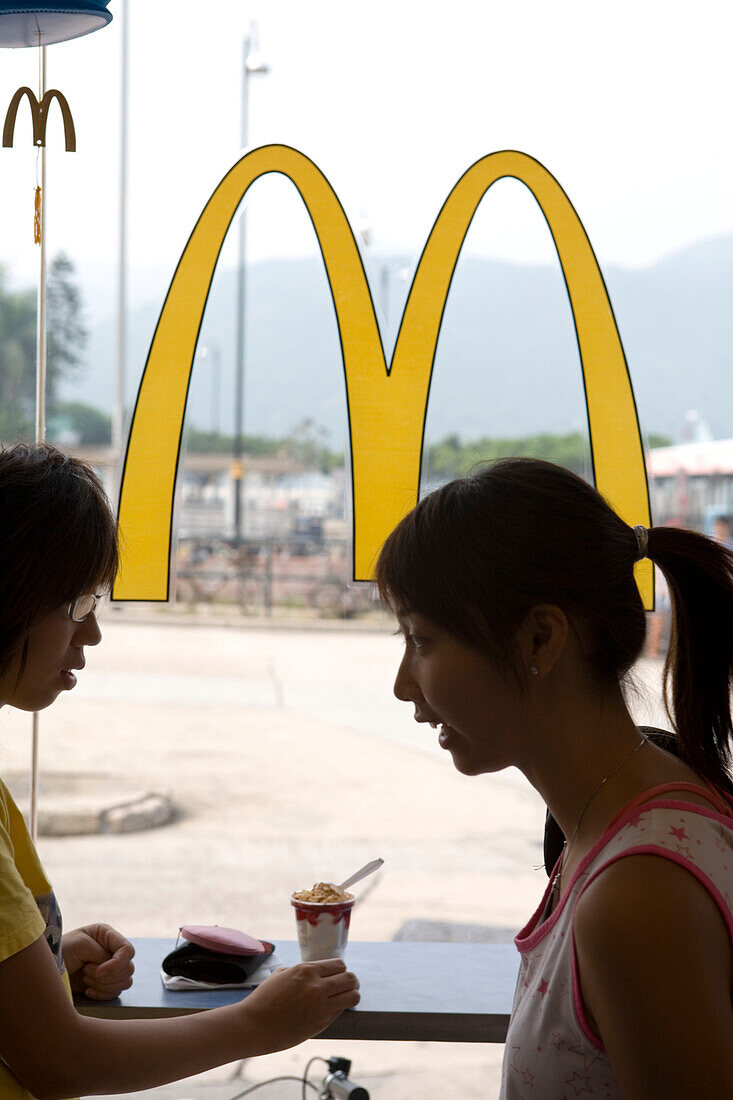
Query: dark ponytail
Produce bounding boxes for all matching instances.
[647,527,733,791]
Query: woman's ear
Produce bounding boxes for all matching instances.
[517,604,569,678]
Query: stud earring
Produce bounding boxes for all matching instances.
[529,665,539,676]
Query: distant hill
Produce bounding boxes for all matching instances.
[59,237,733,446]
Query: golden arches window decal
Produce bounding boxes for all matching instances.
[113,146,652,608]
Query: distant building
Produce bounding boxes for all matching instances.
[648,438,733,532]
[179,458,346,542]
[67,438,733,544]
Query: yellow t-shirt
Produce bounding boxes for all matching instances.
[0,778,70,1098]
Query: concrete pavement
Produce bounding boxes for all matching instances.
[0,612,668,1099]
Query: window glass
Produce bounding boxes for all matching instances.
[0,2,729,1094]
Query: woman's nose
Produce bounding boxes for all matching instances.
[393,652,418,703]
[75,612,102,647]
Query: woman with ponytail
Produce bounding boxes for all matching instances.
[377,457,733,1098]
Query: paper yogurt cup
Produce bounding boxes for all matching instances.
[290,891,355,962]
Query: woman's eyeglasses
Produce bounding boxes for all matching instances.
[68,594,104,622]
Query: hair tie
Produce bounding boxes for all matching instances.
[633,525,649,562]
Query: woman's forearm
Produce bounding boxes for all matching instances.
[1,940,359,1099]
[33,1003,257,1099]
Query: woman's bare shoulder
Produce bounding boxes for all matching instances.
[574,853,733,1096]
[572,853,726,1095]
[575,848,731,947]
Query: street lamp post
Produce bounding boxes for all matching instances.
[199,344,221,437]
[232,25,268,543]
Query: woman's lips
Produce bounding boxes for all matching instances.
[425,719,458,750]
[437,723,456,749]
[60,670,77,690]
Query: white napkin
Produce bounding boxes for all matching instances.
[161,953,283,991]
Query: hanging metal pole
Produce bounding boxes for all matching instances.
[30,42,48,843]
[114,0,129,460]
[36,47,47,445]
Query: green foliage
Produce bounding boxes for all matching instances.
[51,401,111,445]
[424,430,672,481]
[0,267,36,441]
[425,431,587,479]
[0,253,88,442]
[186,426,670,478]
[186,418,344,473]
[318,448,344,476]
[186,428,280,456]
[47,252,87,383]
[282,417,343,474]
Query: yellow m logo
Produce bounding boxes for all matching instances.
[2,87,76,150]
[114,146,652,606]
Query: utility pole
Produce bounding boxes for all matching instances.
[232,25,268,542]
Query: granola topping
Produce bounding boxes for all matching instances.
[292,881,354,904]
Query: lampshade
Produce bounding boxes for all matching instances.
[0,1,112,47]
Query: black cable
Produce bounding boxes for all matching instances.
[228,1073,320,1099]
[302,1055,329,1100]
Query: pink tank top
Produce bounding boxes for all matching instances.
[500,783,733,1098]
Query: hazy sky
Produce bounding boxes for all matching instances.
[1,0,733,293]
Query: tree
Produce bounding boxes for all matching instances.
[283,418,343,473]
[50,401,111,445]
[0,267,35,439]
[424,430,672,482]
[47,252,87,392]
[0,252,88,442]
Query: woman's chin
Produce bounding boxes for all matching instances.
[452,756,485,776]
[447,744,504,777]
[439,725,504,776]
[9,689,60,713]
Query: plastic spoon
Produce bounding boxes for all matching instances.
[337,857,384,893]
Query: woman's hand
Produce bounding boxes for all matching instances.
[61,923,135,1000]
[239,958,360,1055]
[0,940,356,1095]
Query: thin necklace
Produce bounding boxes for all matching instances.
[551,736,646,897]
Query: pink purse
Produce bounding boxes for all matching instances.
[180,925,268,955]
[162,925,273,985]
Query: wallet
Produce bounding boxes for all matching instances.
[162,926,275,985]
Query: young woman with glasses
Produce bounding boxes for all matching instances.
[0,443,359,1099]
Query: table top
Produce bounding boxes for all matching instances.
[75,938,518,1043]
